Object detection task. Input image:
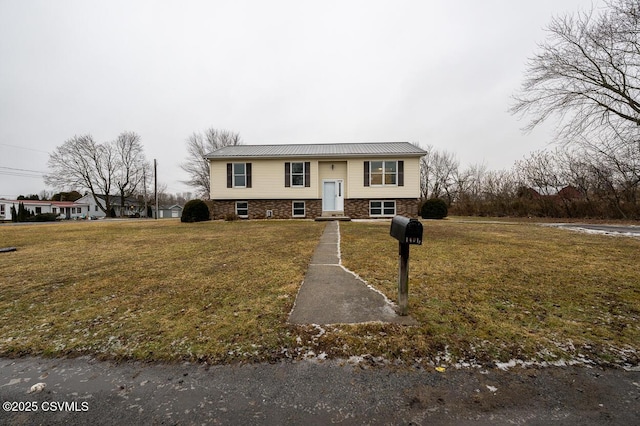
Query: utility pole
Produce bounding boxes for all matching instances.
[154,159,158,219]
[143,166,148,218]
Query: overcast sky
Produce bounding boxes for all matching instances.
[0,0,598,199]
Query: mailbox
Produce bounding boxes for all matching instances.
[390,216,423,245]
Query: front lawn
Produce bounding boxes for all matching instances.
[336,220,640,367]
[0,219,638,368]
[0,220,324,363]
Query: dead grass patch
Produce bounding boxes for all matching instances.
[0,220,324,363]
[333,220,640,367]
[1,219,638,368]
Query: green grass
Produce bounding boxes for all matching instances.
[0,218,638,368]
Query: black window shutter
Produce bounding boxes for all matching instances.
[246,163,252,188]
[284,162,291,187]
[398,161,404,186]
[226,163,232,188]
[304,162,310,187]
[364,161,370,187]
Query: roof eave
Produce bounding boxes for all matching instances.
[205,152,426,160]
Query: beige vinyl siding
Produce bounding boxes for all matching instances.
[210,156,422,200]
[210,159,318,199]
[317,160,348,195]
[348,157,421,199]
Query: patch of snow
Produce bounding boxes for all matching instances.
[27,382,46,394]
[545,224,640,239]
[1,378,25,388]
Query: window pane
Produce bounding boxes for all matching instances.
[293,200,305,216]
[371,161,383,172]
[234,176,246,187]
[385,161,397,173]
[383,200,396,215]
[291,162,304,173]
[384,174,396,185]
[370,174,383,185]
[370,201,382,216]
[234,163,245,174]
[236,202,248,216]
[291,175,304,186]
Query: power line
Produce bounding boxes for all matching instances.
[0,143,50,154]
[0,172,44,179]
[0,166,45,180]
[0,166,46,174]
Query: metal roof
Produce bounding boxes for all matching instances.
[204,142,426,159]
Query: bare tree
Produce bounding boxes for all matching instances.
[181,128,242,198]
[46,135,117,216]
[512,0,640,146]
[420,147,459,204]
[582,138,640,217]
[113,131,149,217]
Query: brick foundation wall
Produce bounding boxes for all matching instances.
[207,199,322,220]
[344,198,420,218]
[206,198,420,219]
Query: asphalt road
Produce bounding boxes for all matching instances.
[1,356,639,425]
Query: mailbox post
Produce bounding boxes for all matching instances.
[390,216,423,316]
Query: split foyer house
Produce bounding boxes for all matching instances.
[205,142,426,220]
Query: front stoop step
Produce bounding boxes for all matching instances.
[315,216,351,221]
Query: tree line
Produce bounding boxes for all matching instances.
[420,142,640,219]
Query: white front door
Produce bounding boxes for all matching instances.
[322,180,344,212]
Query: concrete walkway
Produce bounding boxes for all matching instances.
[288,221,416,325]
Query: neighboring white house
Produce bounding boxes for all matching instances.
[0,199,89,221]
[204,142,426,219]
[76,194,147,218]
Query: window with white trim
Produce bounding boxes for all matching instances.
[233,163,247,188]
[370,200,396,217]
[291,162,305,187]
[292,201,305,217]
[236,201,248,218]
[370,161,397,185]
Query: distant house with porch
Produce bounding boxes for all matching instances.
[0,199,88,221]
[204,142,426,219]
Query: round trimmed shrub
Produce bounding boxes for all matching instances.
[420,198,448,219]
[181,199,210,223]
